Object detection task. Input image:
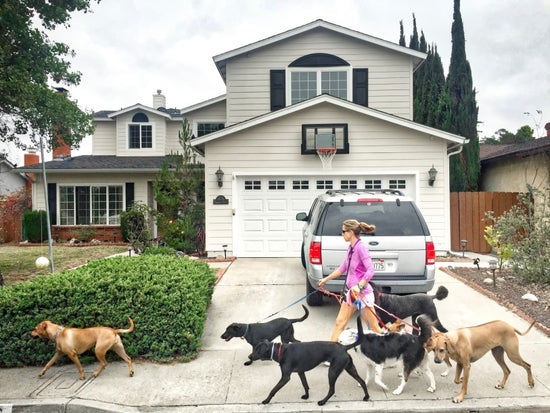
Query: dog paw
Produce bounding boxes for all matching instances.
[244,360,252,366]
[301,394,309,400]
[261,399,270,404]
[427,386,435,393]
[452,396,464,403]
[363,394,370,401]
[441,370,449,377]
[495,383,504,389]
[392,388,403,395]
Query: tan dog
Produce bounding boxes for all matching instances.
[31,317,135,380]
[425,320,535,403]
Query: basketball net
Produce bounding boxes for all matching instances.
[317,148,336,169]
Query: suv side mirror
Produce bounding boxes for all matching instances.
[296,212,308,221]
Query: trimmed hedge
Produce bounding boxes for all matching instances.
[0,255,216,367]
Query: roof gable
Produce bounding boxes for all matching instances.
[94,104,181,121]
[213,19,426,82]
[190,94,467,149]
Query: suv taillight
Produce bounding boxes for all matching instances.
[426,241,435,265]
[309,241,322,264]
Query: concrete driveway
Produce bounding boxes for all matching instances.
[1,257,549,412]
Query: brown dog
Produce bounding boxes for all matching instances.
[425,320,535,403]
[31,317,135,380]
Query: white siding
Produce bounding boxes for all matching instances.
[114,111,167,157]
[224,30,414,126]
[92,122,117,155]
[204,104,450,257]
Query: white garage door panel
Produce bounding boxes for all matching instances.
[267,199,287,211]
[243,220,263,231]
[268,220,288,231]
[243,199,263,211]
[236,175,415,257]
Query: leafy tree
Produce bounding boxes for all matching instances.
[0,0,98,150]
[153,119,205,254]
[446,0,480,191]
[482,126,535,144]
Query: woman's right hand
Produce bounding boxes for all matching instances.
[318,277,326,287]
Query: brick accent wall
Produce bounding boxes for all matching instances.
[52,226,123,243]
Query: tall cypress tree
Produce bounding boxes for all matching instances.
[446,0,480,191]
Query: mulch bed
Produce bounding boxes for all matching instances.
[441,265,550,337]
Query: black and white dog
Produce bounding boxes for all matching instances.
[249,339,369,405]
[221,305,309,365]
[354,314,436,395]
[373,283,449,333]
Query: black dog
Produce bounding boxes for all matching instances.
[373,283,448,333]
[249,339,369,405]
[356,314,436,395]
[221,304,309,365]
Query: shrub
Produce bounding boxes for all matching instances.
[486,186,550,284]
[120,203,152,252]
[22,210,48,243]
[0,255,216,367]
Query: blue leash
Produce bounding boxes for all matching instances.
[257,290,317,322]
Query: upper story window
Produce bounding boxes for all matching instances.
[288,53,350,105]
[197,122,225,137]
[128,112,152,149]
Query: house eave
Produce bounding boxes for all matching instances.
[190,94,467,149]
[213,19,426,82]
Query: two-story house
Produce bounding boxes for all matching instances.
[19,19,467,255]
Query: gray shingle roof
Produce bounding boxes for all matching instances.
[481,138,550,162]
[15,155,178,172]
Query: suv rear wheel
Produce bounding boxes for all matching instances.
[306,278,324,306]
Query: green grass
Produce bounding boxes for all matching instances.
[0,244,130,286]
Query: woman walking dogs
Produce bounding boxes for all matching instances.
[319,219,382,340]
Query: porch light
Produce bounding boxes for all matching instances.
[428,165,438,186]
[215,166,224,188]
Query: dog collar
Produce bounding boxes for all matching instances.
[243,324,249,338]
[270,343,282,361]
[52,326,64,342]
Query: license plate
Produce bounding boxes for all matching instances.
[373,259,385,271]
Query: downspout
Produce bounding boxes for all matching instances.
[447,141,466,158]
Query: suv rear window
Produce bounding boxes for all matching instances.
[319,201,428,236]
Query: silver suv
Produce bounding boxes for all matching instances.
[296,189,435,306]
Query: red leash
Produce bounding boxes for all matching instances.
[317,285,390,331]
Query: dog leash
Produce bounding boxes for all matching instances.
[372,302,420,333]
[256,291,317,322]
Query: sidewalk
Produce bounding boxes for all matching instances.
[1,256,549,412]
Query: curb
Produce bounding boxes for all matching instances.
[440,266,550,337]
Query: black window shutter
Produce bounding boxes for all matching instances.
[353,68,368,107]
[47,183,57,225]
[125,183,134,209]
[270,70,285,111]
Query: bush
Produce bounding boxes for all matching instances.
[486,186,550,284]
[22,210,48,243]
[0,255,216,367]
[120,203,152,252]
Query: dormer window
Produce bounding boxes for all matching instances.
[288,53,351,105]
[128,112,152,149]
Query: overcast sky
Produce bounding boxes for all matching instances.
[3,0,549,164]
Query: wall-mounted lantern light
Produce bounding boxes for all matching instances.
[215,166,224,187]
[428,165,438,186]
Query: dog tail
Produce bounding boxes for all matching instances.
[515,320,536,336]
[116,317,134,334]
[290,305,310,323]
[415,315,433,345]
[431,285,448,301]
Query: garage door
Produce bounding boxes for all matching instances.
[235,175,415,257]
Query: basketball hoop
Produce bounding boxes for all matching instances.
[316,148,336,169]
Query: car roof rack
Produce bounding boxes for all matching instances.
[324,189,405,196]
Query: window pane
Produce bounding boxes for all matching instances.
[198,122,225,137]
[321,71,347,99]
[59,186,75,225]
[129,125,140,148]
[92,186,107,225]
[141,125,152,148]
[291,71,316,104]
[76,186,90,225]
[108,186,123,224]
